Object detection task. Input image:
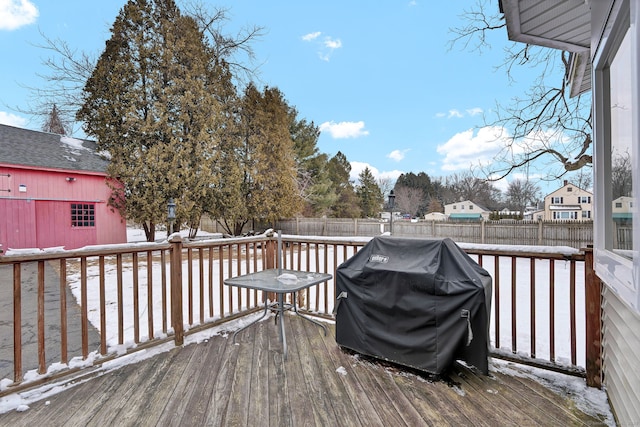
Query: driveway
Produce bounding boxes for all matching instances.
[0,262,101,381]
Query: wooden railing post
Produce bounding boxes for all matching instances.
[13,262,22,383]
[264,237,277,303]
[265,238,276,270]
[170,235,184,346]
[583,246,602,388]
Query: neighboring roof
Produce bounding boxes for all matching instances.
[546,181,593,198]
[0,124,109,173]
[446,200,491,212]
[613,213,633,220]
[500,0,591,97]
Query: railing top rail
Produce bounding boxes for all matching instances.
[280,235,372,245]
[0,241,172,264]
[1,234,588,264]
[461,248,585,261]
[181,234,272,249]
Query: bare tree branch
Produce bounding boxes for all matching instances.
[184,2,266,85]
[449,0,592,183]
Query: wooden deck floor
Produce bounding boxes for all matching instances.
[0,314,609,426]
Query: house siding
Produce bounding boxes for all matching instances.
[501,1,639,424]
[601,286,640,426]
[543,182,594,221]
[0,165,125,251]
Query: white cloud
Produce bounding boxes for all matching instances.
[350,161,378,182]
[0,0,38,30]
[319,121,369,139]
[349,161,403,184]
[387,149,409,162]
[408,1,418,6]
[437,126,509,171]
[436,108,483,119]
[448,109,463,118]
[302,31,321,41]
[323,37,342,49]
[302,31,342,61]
[0,111,27,127]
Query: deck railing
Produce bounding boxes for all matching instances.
[0,234,601,396]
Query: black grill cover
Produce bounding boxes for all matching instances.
[335,236,492,375]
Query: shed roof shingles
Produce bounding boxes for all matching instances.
[0,124,109,173]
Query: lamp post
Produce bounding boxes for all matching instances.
[167,198,176,235]
[388,190,395,235]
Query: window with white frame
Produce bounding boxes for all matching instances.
[594,1,639,313]
[578,196,591,204]
[551,196,563,204]
[553,211,577,220]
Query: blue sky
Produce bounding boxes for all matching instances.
[0,0,569,195]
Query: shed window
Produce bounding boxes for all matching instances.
[71,203,95,227]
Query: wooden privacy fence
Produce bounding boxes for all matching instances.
[236,217,595,249]
[0,234,602,396]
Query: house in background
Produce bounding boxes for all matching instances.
[543,180,593,221]
[501,0,640,425]
[612,195,633,224]
[523,205,544,221]
[444,200,490,221]
[423,212,446,221]
[0,124,126,252]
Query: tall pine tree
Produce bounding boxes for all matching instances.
[77,0,224,241]
[326,151,360,218]
[42,104,66,135]
[356,167,383,218]
[214,83,302,235]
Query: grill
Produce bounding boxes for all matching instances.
[335,236,492,376]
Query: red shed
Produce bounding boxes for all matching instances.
[0,124,126,252]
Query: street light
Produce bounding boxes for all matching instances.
[167,198,176,234]
[388,190,395,235]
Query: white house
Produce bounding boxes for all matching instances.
[612,195,633,223]
[501,1,640,425]
[443,200,490,221]
[543,180,594,221]
[424,212,447,221]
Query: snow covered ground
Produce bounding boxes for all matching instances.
[0,228,615,424]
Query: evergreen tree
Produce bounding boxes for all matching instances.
[326,151,360,218]
[42,104,66,135]
[287,106,333,216]
[218,83,301,235]
[77,0,223,241]
[356,167,383,218]
[426,198,443,214]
